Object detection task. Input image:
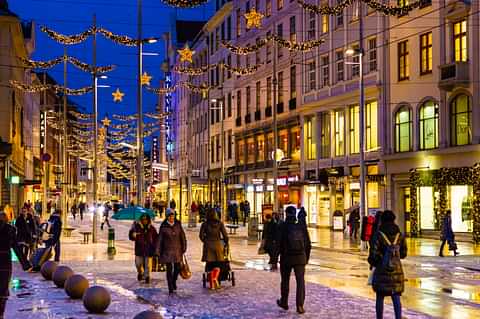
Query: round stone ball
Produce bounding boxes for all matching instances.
[83,286,111,314]
[52,265,74,288]
[40,261,58,280]
[133,310,164,319]
[64,274,89,299]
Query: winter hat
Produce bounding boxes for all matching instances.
[285,206,297,217]
[166,208,174,217]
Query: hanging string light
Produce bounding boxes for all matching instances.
[221,36,271,55]
[40,26,94,45]
[161,0,209,8]
[19,56,63,69]
[9,80,51,93]
[222,35,324,55]
[220,62,262,76]
[54,85,93,96]
[145,85,178,95]
[174,64,215,75]
[97,28,138,46]
[68,57,115,74]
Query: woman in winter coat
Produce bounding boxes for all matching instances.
[439,210,458,257]
[368,210,407,319]
[129,213,158,284]
[156,210,187,294]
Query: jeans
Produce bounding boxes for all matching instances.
[376,293,402,319]
[280,263,305,308]
[53,241,61,262]
[135,256,152,279]
[166,262,181,292]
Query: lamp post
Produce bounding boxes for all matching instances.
[211,96,225,222]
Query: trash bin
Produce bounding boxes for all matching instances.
[107,228,116,256]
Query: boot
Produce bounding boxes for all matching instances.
[208,271,214,290]
[210,267,221,290]
[454,250,460,256]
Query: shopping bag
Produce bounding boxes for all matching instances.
[180,255,192,280]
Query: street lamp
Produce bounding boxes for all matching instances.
[210,97,225,222]
[345,47,366,245]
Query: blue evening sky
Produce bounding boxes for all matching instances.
[11,0,214,119]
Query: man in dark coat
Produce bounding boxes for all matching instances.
[439,210,458,257]
[349,208,360,239]
[156,210,187,293]
[15,209,32,258]
[129,213,158,284]
[368,210,407,319]
[262,213,281,271]
[45,209,62,262]
[0,212,31,318]
[276,206,311,314]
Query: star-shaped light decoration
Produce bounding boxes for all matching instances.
[141,71,152,86]
[101,117,111,127]
[112,88,125,102]
[244,7,264,29]
[178,44,195,63]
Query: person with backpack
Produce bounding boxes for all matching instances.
[439,210,459,257]
[276,206,311,315]
[368,210,407,319]
[45,209,62,262]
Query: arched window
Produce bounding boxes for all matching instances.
[451,94,471,146]
[395,106,412,152]
[419,101,439,150]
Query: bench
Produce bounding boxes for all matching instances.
[79,231,92,244]
[226,224,239,234]
[62,227,76,237]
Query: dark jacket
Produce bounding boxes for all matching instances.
[262,218,280,255]
[129,222,158,257]
[277,218,311,266]
[15,214,32,244]
[45,214,62,246]
[441,215,454,241]
[199,220,229,262]
[156,220,187,263]
[368,222,407,296]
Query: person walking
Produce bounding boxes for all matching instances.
[368,210,407,319]
[349,208,360,239]
[129,213,158,284]
[439,210,459,257]
[298,207,307,226]
[70,203,77,221]
[78,202,85,221]
[156,210,187,294]
[101,202,112,231]
[276,206,311,314]
[243,200,250,226]
[262,213,281,271]
[199,209,229,289]
[45,209,62,262]
[15,209,32,259]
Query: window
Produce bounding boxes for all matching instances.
[395,106,412,152]
[420,32,432,74]
[228,130,233,159]
[227,55,232,78]
[227,16,232,40]
[304,117,316,160]
[398,40,409,81]
[211,102,215,124]
[307,61,316,92]
[277,23,283,58]
[289,16,296,42]
[290,128,301,160]
[279,130,288,155]
[246,51,250,67]
[278,71,284,104]
[266,31,272,63]
[209,33,214,54]
[256,81,261,111]
[236,54,241,78]
[350,0,359,22]
[321,55,329,87]
[349,105,359,154]
[236,90,242,117]
[290,65,296,99]
[211,137,215,163]
[308,12,316,40]
[246,86,251,114]
[398,0,408,6]
[227,92,232,117]
[322,15,329,34]
[366,100,378,151]
[368,38,377,72]
[419,100,439,150]
[334,110,345,156]
[453,19,467,62]
[352,44,360,77]
[336,50,344,82]
[216,134,220,162]
[237,140,245,164]
[320,112,330,158]
[267,77,272,107]
[236,9,241,38]
[266,0,272,17]
[451,94,471,146]
[257,135,265,162]
[247,138,255,163]
[277,0,284,10]
[245,1,251,31]
[255,37,261,64]
[336,1,344,27]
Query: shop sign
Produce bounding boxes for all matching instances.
[255,185,264,192]
[350,182,360,190]
[288,175,299,183]
[266,185,274,191]
[246,185,254,192]
[252,178,264,185]
[277,176,288,186]
[10,176,20,184]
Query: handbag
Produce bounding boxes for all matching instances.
[180,255,192,280]
[367,267,375,286]
[258,239,267,255]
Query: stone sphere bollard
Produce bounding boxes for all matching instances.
[64,274,89,299]
[83,286,111,313]
[52,266,74,288]
[133,310,164,319]
[40,261,58,280]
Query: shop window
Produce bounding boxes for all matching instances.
[334,110,345,156]
[304,117,316,160]
[366,100,378,151]
[279,129,288,155]
[395,106,412,152]
[320,112,331,158]
[247,138,255,163]
[419,186,435,230]
[266,133,274,160]
[448,185,473,232]
[349,105,359,154]
[237,140,245,165]
[290,128,301,161]
[419,100,439,150]
[367,182,379,209]
[257,135,265,162]
[450,94,471,146]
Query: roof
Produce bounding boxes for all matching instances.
[0,0,17,17]
[175,20,206,47]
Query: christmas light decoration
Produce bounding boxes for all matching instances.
[145,85,178,95]
[19,56,63,69]
[55,85,93,96]
[178,44,195,63]
[244,8,264,29]
[112,88,125,102]
[222,35,324,55]
[68,57,115,74]
[101,117,111,127]
[41,26,94,45]
[183,82,211,97]
[69,110,93,120]
[9,80,51,93]
[174,64,214,75]
[97,28,138,46]
[221,62,262,76]
[112,114,137,121]
[221,37,271,55]
[141,72,152,86]
[161,0,209,8]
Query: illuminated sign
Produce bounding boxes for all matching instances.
[11,176,20,184]
[40,111,47,153]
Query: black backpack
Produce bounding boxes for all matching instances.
[286,224,305,255]
[379,231,401,272]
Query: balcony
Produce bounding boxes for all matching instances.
[289,98,296,111]
[254,110,261,121]
[277,102,284,114]
[235,116,242,127]
[438,61,469,91]
[265,106,272,118]
[245,113,251,124]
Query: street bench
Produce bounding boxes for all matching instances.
[62,227,76,238]
[79,231,92,244]
[226,224,239,234]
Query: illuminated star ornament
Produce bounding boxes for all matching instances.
[112,88,125,102]
[101,117,111,127]
[141,72,152,86]
[244,8,264,29]
[178,44,195,63]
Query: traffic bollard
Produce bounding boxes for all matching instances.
[107,228,116,256]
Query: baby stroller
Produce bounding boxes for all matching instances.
[202,244,235,288]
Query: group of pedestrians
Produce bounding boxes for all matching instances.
[70,202,86,221]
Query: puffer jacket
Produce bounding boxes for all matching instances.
[368,222,407,296]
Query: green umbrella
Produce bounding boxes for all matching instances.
[111,206,155,221]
